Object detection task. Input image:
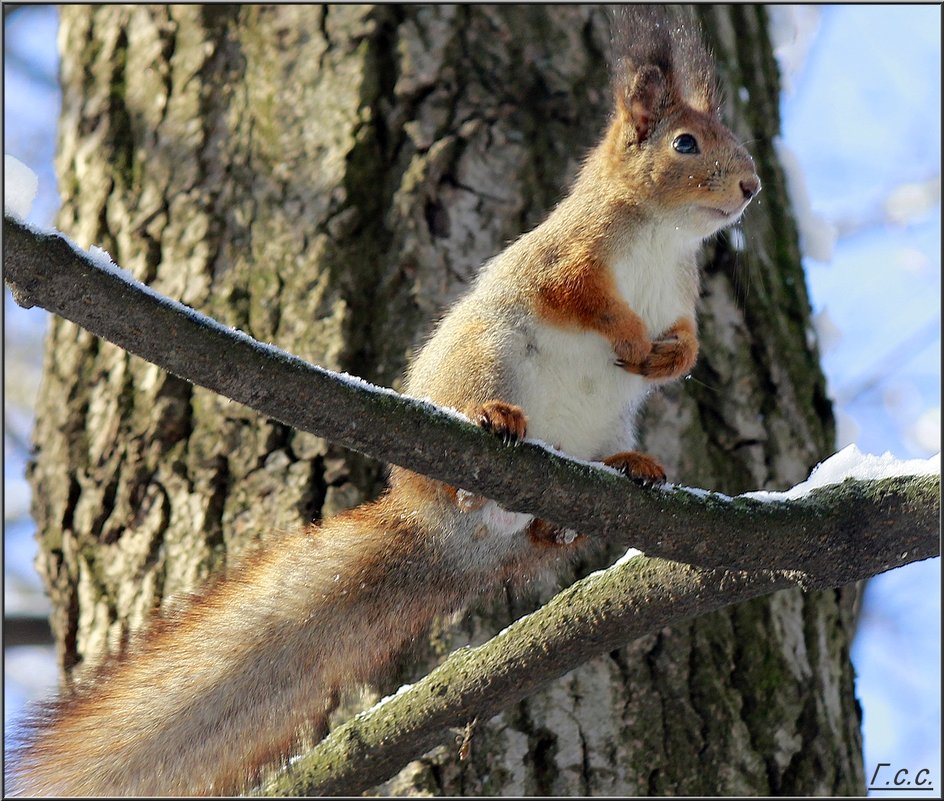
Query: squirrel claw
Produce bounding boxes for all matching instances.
[612,338,652,374]
[602,451,667,486]
[469,400,528,445]
[637,340,695,379]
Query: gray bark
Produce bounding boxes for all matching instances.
[30,4,863,795]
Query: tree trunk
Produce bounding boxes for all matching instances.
[30,4,863,795]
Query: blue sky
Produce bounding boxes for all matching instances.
[775,6,940,792]
[3,5,940,794]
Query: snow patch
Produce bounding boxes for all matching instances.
[4,154,39,220]
[351,680,420,723]
[558,528,578,545]
[523,436,627,478]
[812,308,843,355]
[332,369,406,403]
[614,547,643,566]
[85,244,136,279]
[376,681,414,708]
[480,501,533,537]
[767,5,822,94]
[742,444,939,503]
[582,546,647,584]
[667,484,733,502]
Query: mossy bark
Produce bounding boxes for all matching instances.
[31,4,862,795]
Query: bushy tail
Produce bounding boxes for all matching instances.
[9,493,469,796]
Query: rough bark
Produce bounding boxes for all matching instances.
[30,4,863,795]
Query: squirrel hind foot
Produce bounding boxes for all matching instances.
[602,451,667,487]
[526,518,584,548]
[468,400,528,446]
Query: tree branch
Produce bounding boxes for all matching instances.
[3,613,53,646]
[4,216,940,797]
[261,555,796,796]
[4,216,939,589]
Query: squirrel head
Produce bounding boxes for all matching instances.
[602,6,760,239]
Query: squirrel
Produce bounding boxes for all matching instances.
[10,6,760,796]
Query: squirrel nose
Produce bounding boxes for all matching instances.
[740,175,761,201]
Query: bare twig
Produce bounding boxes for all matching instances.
[3,614,54,647]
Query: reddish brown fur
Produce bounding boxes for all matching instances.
[11,7,760,796]
[534,258,652,370]
[639,316,699,380]
[470,399,529,443]
[11,498,478,796]
[525,518,587,549]
[603,451,668,485]
[525,10,754,374]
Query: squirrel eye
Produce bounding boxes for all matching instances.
[673,134,699,154]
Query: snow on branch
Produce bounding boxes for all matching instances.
[4,211,941,798]
[3,215,939,589]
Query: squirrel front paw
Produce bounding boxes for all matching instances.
[613,337,653,372]
[637,319,698,380]
[468,400,528,446]
[602,450,667,487]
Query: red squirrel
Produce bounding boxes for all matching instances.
[11,6,760,796]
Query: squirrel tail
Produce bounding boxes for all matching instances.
[9,490,473,796]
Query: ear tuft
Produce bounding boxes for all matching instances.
[623,65,666,143]
[609,6,717,127]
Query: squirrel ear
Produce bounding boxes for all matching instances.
[621,65,667,144]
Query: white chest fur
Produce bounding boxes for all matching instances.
[512,322,646,460]
[507,222,700,461]
[611,219,701,336]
